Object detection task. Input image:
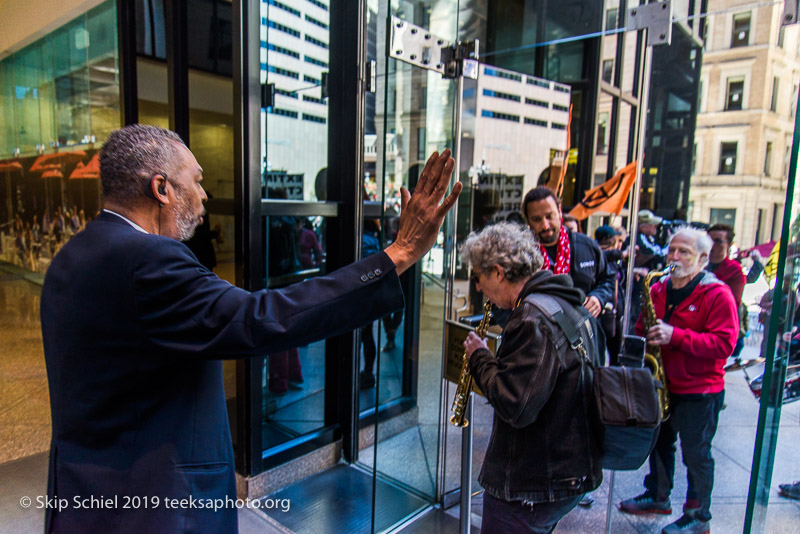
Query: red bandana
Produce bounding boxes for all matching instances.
[540,225,571,275]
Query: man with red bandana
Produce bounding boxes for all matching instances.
[522,186,614,318]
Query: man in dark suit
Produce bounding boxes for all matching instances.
[40,124,461,534]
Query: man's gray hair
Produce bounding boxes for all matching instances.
[668,226,713,268]
[460,222,543,282]
[99,124,185,204]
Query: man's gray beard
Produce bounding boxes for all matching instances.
[173,186,201,241]
[671,260,700,279]
[176,213,199,241]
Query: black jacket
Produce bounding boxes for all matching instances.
[469,271,603,503]
[566,230,615,306]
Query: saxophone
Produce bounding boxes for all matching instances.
[642,264,675,421]
[450,300,493,427]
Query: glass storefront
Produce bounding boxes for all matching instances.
[0,0,119,273]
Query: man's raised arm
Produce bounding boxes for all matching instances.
[384,149,462,274]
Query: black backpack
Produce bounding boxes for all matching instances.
[525,293,661,471]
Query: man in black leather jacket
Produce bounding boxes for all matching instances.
[461,222,602,533]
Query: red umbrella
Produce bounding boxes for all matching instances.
[30,151,87,172]
[0,161,22,173]
[41,167,65,179]
[69,154,100,179]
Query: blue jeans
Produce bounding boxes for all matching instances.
[644,391,725,521]
[481,492,583,534]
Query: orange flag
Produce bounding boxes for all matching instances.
[569,160,638,220]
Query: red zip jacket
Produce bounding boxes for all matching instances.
[636,271,738,394]
[710,257,745,307]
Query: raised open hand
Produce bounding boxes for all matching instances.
[385,149,462,274]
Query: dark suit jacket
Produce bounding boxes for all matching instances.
[40,211,403,533]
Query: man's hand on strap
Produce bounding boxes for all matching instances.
[385,149,462,274]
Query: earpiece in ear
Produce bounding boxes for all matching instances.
[158,183,166,196]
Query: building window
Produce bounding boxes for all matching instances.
[304,55,328,68]
[305,14,329,30]
[771,77,780,112]
[484,67,522,82]
[417,127,426,161]
[481,109,520,122]
[526,77,550,88]
[264,64,299,79]
[551,123,567,130]
[709,208,736,227]
[304,35,328,49]
[304,74,320,84]
[525,98,548,108]
[692,142,697,174]
[302,94,325,104]
[764,142,773,176]
[264,42,300,59]
[602,60,613,83]
[524,117,548,127]
[307,0,328,10]
[731,12,750,48]
[276,88,297,99]
[606,8,618,30]
[597,112,609,155]
[719,142,737,174]
[268,107,298,118]
[265,19,300,38]
[268,0,300,17]
[482,88,521,102]
[725,78,744,111]
[302,113,326,124]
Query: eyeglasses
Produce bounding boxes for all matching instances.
[470,270,483,285]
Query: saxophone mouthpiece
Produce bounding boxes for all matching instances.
[664,264,675,273]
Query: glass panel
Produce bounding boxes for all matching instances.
[364,1,460,529]
[430,3,798,534]
[262,0,329,202]
[0,1,119,275]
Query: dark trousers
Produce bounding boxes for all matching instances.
[361,323,376,374]
[481,492,583,534]
[268,348,302,393]
[644,391,725,521]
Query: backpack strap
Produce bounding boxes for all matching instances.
[524,293,592,363]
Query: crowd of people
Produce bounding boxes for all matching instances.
[1,206,92,272]
[11,123,797,533]
[461,186,794,534]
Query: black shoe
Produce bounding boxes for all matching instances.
[578,496,594,508]
[360,371,376,389]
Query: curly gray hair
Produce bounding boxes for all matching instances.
[460,222,543,282]
[99,124,185,205]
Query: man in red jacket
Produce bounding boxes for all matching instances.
[619,226,739,534]
[706,223,745,307]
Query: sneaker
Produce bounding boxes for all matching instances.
[683,499,701,516]
[619,492,672,515]
[778,481,800,500]
[662,513,710,534]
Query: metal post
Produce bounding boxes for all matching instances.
[620,38,653,341]
[459,396,474,534]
